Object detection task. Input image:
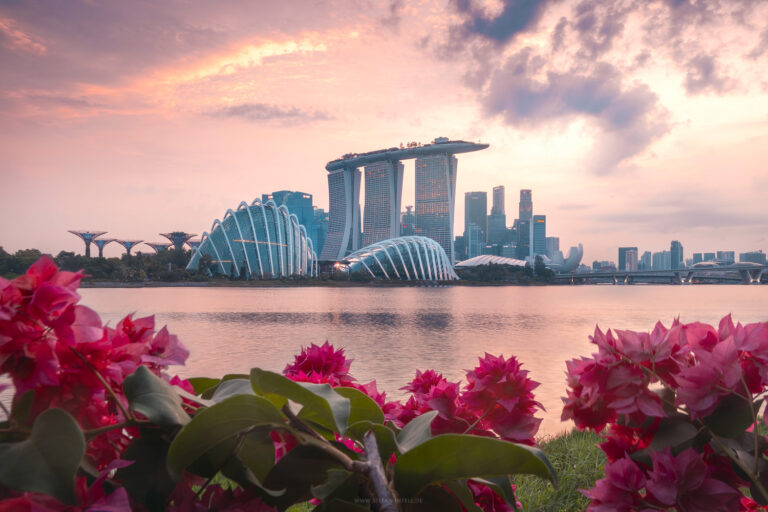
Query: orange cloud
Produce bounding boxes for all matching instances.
[0,16,46,55]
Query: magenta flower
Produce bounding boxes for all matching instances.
[283,341,354,386]
[645,449,740,511]
[582,456,648,512]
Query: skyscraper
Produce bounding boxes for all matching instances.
[533,215,546,256]
[400,206,415,236]
[618,247,638,271]
[545,237,560,258]
[487,213,507,244]
[467,223,483,258]
[671,240,684,270]
[263,190,326,256]
[491,186,505,215]
[516,219,531,260]
[640,250,652,270]
[320,167,361,261]
[415,154,457,262]
[362,160,404,246]
[464,191,487,243]
[519,189,532,222]
[625,250,639,271]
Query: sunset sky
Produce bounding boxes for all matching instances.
[1,0,767,262]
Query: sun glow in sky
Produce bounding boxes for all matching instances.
[1,0,767,261]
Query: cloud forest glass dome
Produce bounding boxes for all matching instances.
[339,236,458,280]
[187,199,317,278]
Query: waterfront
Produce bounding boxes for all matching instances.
[81,285,768,436]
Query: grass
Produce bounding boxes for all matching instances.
[514,429,605,511]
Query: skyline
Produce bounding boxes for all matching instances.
[1,0,767,261]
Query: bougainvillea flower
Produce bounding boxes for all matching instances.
[582,456,647,512]
[645,448,740,511]
[284,341,354,386]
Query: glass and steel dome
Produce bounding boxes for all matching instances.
[187,199,317,278]
[340,236,459,280]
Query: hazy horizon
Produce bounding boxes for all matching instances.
[2,0,767,262]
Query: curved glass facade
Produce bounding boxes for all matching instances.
[341,236,459,281]
[187,199,317,278]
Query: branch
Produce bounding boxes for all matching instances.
[363,430,399,512]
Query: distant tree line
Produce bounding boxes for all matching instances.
[0,246,207,282]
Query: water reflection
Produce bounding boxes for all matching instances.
[80,285,768,437]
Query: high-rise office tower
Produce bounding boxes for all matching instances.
[693,253,703,264]
[264,190,326,256]
[671,240,684,270]
[545,237,560,258]
[533,215,546,256]
[618,247,638,271]
[491,186,505,215]
[626,249,639,271]
[519,189,532,222]
[703,252,715,262]
[400,206,415,236]
[717,251,735,264]
[415,154,457,262]
[487,213,507,244]
[640,250,652,270]
[312,208,329,256]
[464,191,487,243]
[516,219,531,260]
[362,160,404,246]
[467,223,483,258]
[320,167,361,260]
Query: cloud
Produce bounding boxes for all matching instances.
[206,102,332,123]
[0,16,46,55]
[570,1,628,59]
[684,53,730,94]
[748,26,768,59]
[481,48,670,174]
[379,0,404,30]
[448,0,552,47]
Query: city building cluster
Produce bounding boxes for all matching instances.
[594,245,766,272]
[451,187,582,272]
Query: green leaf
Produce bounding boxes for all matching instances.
[347,421,399,462]
[187,377,220,395]
[236,427,277,483]
[311,468,353,500]
[200,373,250,399]
[210,378,256,403]
[166,394,285,480]
[263,444,345,508]
[0,408,85,504]
[397,410,438,453]
[703,394,754,438]
[251,369,350,435]
[632,416,699,467]
[123,365,190,426]
[442,480,483,511]
[394,434,557,499]
[334,387,385,425]
[117,434,176,512]
[9,390,35,429]
[405,484,464,512]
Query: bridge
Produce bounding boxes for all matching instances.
[554,264,768,285]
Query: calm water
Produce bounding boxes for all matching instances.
[79,285,768,436]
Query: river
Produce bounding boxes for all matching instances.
[79,285,768,437]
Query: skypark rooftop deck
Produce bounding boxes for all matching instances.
[326,139,488,171]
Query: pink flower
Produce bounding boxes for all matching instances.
[645,449,740,511]
[466,480,518,512]
[463,353,543,443]
[283,341,354,386]
[582,456,647,512]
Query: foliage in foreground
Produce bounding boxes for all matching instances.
[0,256,556,511]
[564,315,768,511]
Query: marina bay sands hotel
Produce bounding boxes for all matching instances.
[320,137,488,263]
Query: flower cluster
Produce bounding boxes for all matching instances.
[563,316,768,511]
[0,257,211,510]
[284,345,543,510]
